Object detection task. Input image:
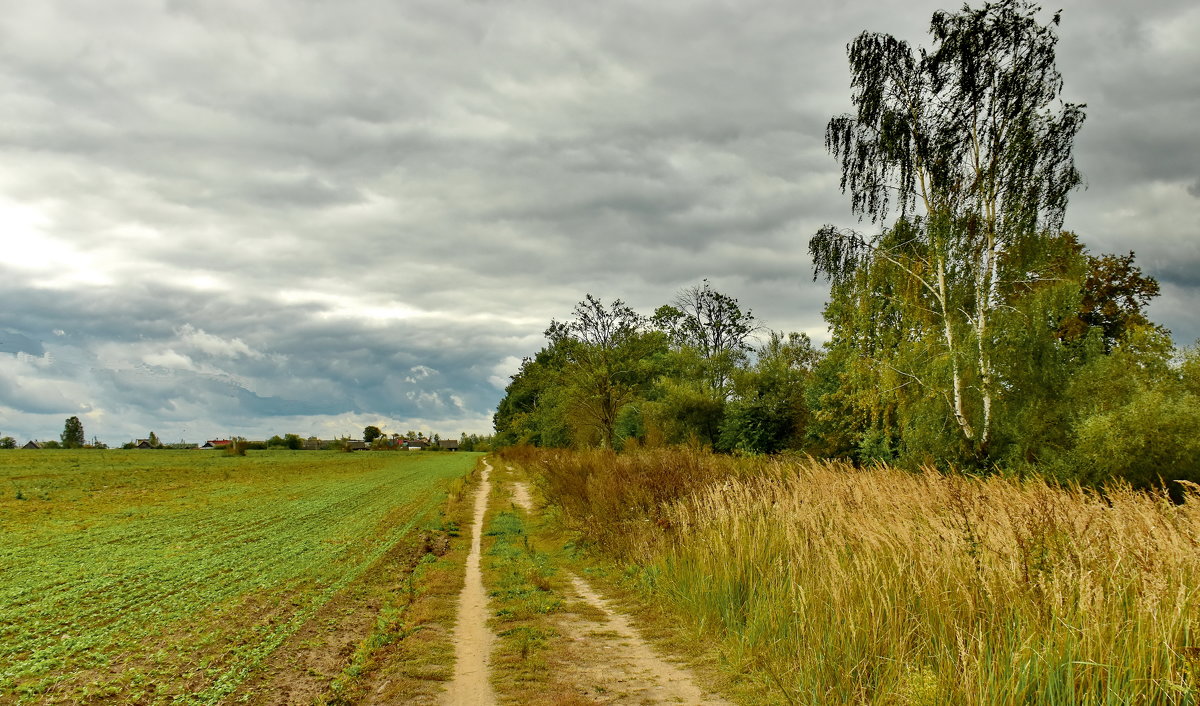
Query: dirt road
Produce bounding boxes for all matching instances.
[506,477,730,705]
[440,464,728,705]
[441,460,497,705]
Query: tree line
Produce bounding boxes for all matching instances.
[495,1,1200,490]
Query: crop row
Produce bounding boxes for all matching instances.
[0,451,475,702]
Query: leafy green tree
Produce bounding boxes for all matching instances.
[494,344,572,447]
[1069,386,1200,491]
[0,436,15,449]
[363,425,383,444]
[61,416,85,449]
[719,332,819,455]
[283,433,303,450]
[148,431,159,448]
[546,295,665,448]
[812,0,1085,459]
[652,280,757,399]
[1182,344,1200,400]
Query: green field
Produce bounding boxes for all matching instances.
[0,449,478,704]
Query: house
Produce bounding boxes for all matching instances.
[439,439,460,451]
[403,439,429,451]
[346,440,369,451]
[200,439,231,449]
[22,440,41,449]
[134,439,154,449]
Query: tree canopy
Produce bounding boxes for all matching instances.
[61,417,85,449]
[811,0,1085,458]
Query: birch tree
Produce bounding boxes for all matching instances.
[810,0,1085,456]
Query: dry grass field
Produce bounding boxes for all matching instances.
[516,447,1200,704]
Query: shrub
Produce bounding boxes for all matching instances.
[1070,387,1200,491]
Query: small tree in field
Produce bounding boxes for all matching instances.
[61,416,85,449]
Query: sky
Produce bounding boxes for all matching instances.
[1,0,1197,446]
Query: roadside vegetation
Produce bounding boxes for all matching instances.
[506,446,1200,704]
[492,1,1200,492]
[488,8,1200,703]
[0,449,478,704]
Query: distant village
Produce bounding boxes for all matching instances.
[2,422,493,453]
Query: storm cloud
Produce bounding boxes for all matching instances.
[1,0,1197,444]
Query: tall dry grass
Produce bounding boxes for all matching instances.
[511,447,1200,704]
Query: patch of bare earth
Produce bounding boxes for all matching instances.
[508,481,731,705]
[232,539,428,705]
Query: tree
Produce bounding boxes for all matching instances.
[719,332,819,454]
[811,0,1085,458]
[546,295,664,448]
[652,280,758,398]
[61,416,85,449]
[1058,246,1163,350]
[363,425,383,444]
[0,436,15,449]
[493,345,572,447]
[148,431,159,448]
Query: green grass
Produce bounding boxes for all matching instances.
[0,449,478,704]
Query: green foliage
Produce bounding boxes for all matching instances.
[363,425,383,444]
[545,295,666,448]
[61,416,85,449]
[493,344,572,448]
[0,437,15,449]
[497,284,796,452]
[718,332,817,455]
[1069,387,1200,490]
[457,433,493,452]
[815,1,1085,456]
[225,437,249,456]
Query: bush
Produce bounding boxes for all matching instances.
[1070,387,1200,491]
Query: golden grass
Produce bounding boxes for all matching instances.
[510,447,1200,704]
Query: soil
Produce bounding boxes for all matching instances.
[232,541,426,705]
[506,480,731,705]
[441,460,498,705]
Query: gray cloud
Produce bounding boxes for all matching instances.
[1,0,1197,443]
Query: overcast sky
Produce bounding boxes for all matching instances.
[2,0,1197,445]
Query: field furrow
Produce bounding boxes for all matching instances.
[0,449,477,703]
